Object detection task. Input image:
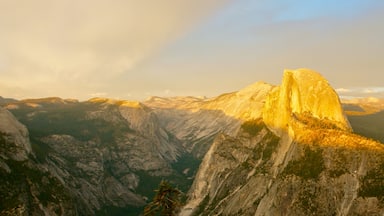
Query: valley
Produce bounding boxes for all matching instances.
[1,69,384,215]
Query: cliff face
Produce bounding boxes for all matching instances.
[0,108,76,215]
[3,85,277,215]
[144,82,273,158]
[1,98,184,215]
[0,108,31,161]
[182,128,384,216]
[181,69,384,216]
[263,69,351,135]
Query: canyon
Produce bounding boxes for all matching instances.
[1,69,383,215]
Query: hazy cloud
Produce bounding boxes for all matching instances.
[337,87,384,98]
[0,0,229,97]
[0,1,382,100]
[336,88,351,93]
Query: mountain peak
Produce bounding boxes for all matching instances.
[236,81,273,97]
[285,68,326,82]
[263,68,351,135]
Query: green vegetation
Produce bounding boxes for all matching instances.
[9,102,132,142]
[0,134,72,213]
[241,118,265,136]
[0,160,73,214]
[192,195,210,216]
[262,132,280,160]
[296,184,320,214]
[0,132,9,157]
[328,168,347,178]
[0,132,6,146]
[96,206,143,216]
[294,112,339,130]
[135,171,171,202]
[246,128,280,175]
[144,180,182,216]
[170,154,201,192]
[7,101,199,215]
[283,146,324,180]
[8,102,133,163]
[359,161,384,199]
[30,137,51,162]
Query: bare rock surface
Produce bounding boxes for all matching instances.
[181,69,384,216]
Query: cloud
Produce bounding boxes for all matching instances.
[336,87,384,98]
[364,87,384,94]
[336,88,351,93]
[0,0,229,95]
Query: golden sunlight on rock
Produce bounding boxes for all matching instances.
[263,68,352,136]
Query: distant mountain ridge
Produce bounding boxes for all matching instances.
[1,68,384,215]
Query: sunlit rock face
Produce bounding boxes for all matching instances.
[144,82,273,158]
[181,69,384,216]
[263,68,351,136]
[202,81,274,121]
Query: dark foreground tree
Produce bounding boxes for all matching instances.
[144,180,182,216]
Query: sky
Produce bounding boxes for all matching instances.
[0,0,383,101]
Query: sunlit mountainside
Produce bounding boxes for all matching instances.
[180,69,384,215]
[1,69,384,215]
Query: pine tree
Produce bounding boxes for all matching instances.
[144,180,182,216]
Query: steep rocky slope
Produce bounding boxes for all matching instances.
[0,107,31,161]
[181,69,384,216]
[144,82,273,158]
[3,98,185,215]
[1,82,275,215]
[263,69,351,136]
[0,107,76,215]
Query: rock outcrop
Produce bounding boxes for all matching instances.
[1,98,183,215]
[181,69,384,216]
[0,108,76,215]
[144,82,273,158]
[0,107,31,161]
[263,68,351,135]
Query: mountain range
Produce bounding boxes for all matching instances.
[1,69,383,215]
